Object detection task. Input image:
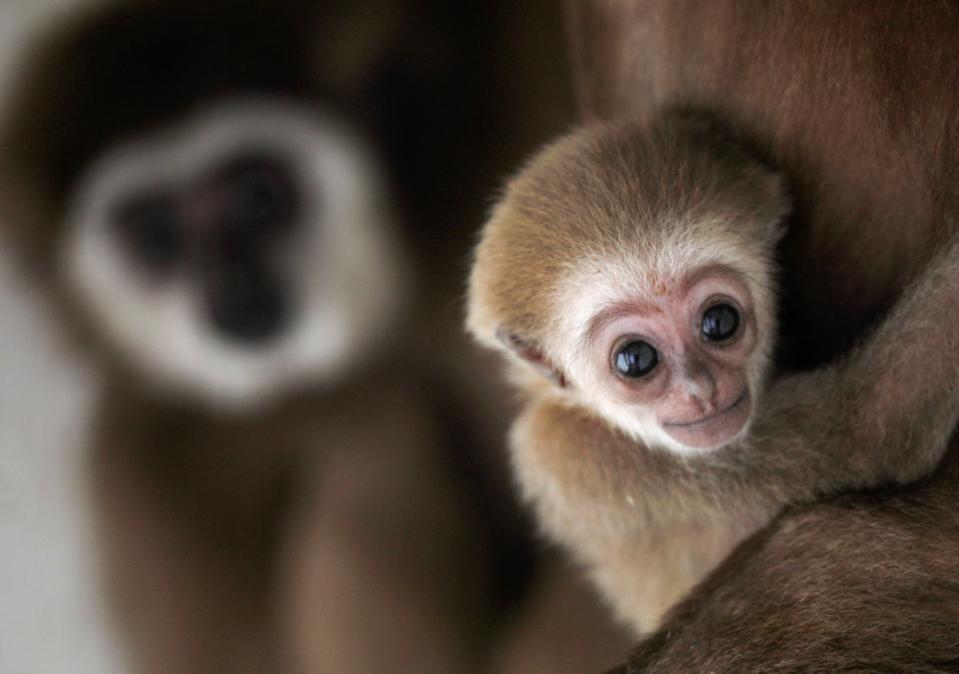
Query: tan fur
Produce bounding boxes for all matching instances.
[564,2,959,670]
[468,114,785,358]
[468,111,959,635]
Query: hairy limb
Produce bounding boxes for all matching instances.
[508,236,959,634]
[516,223,959,529]
[717,234,959,509]
[516,234,959,530]
[616,468,959,674]
[510,396,770,633]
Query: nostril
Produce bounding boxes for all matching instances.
[697,397,718,415]
[682,360,716,402]
[207,268,288,345]
[680,389,714,415]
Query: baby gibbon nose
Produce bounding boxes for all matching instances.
[677,359,718,414]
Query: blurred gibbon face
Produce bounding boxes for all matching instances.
[64,100,408,408]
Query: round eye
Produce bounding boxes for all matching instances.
[701,303,741,343]
[613,340,660,379]
[113,195,185,271]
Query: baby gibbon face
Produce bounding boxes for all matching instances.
[468,114,789,455]
[578,265,758,450]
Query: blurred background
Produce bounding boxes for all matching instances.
[0,4,122,673]
[0,1,631,672]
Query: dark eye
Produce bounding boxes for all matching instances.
[220,154,297,232]
[613,340,660,379]
[113,195,185,271]
[701,303,740,343]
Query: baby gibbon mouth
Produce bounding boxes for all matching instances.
[661,389,751,450]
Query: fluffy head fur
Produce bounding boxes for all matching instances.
[467,112,789,452]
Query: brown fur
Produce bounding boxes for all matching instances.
[468,113,785,357]
[90,368,496,673]
[563,0,959,669]
[490,560,634,674]
[566,0,959,371]
[468,111,959,635]
[615,465,959,673]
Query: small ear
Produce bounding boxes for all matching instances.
[495,328,567,388]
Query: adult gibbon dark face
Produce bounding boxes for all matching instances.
[62,99,405,406]
[0,0,489,408]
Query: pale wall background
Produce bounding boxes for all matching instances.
[0,1,124,671]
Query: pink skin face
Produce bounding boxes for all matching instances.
[588,266,758,450]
